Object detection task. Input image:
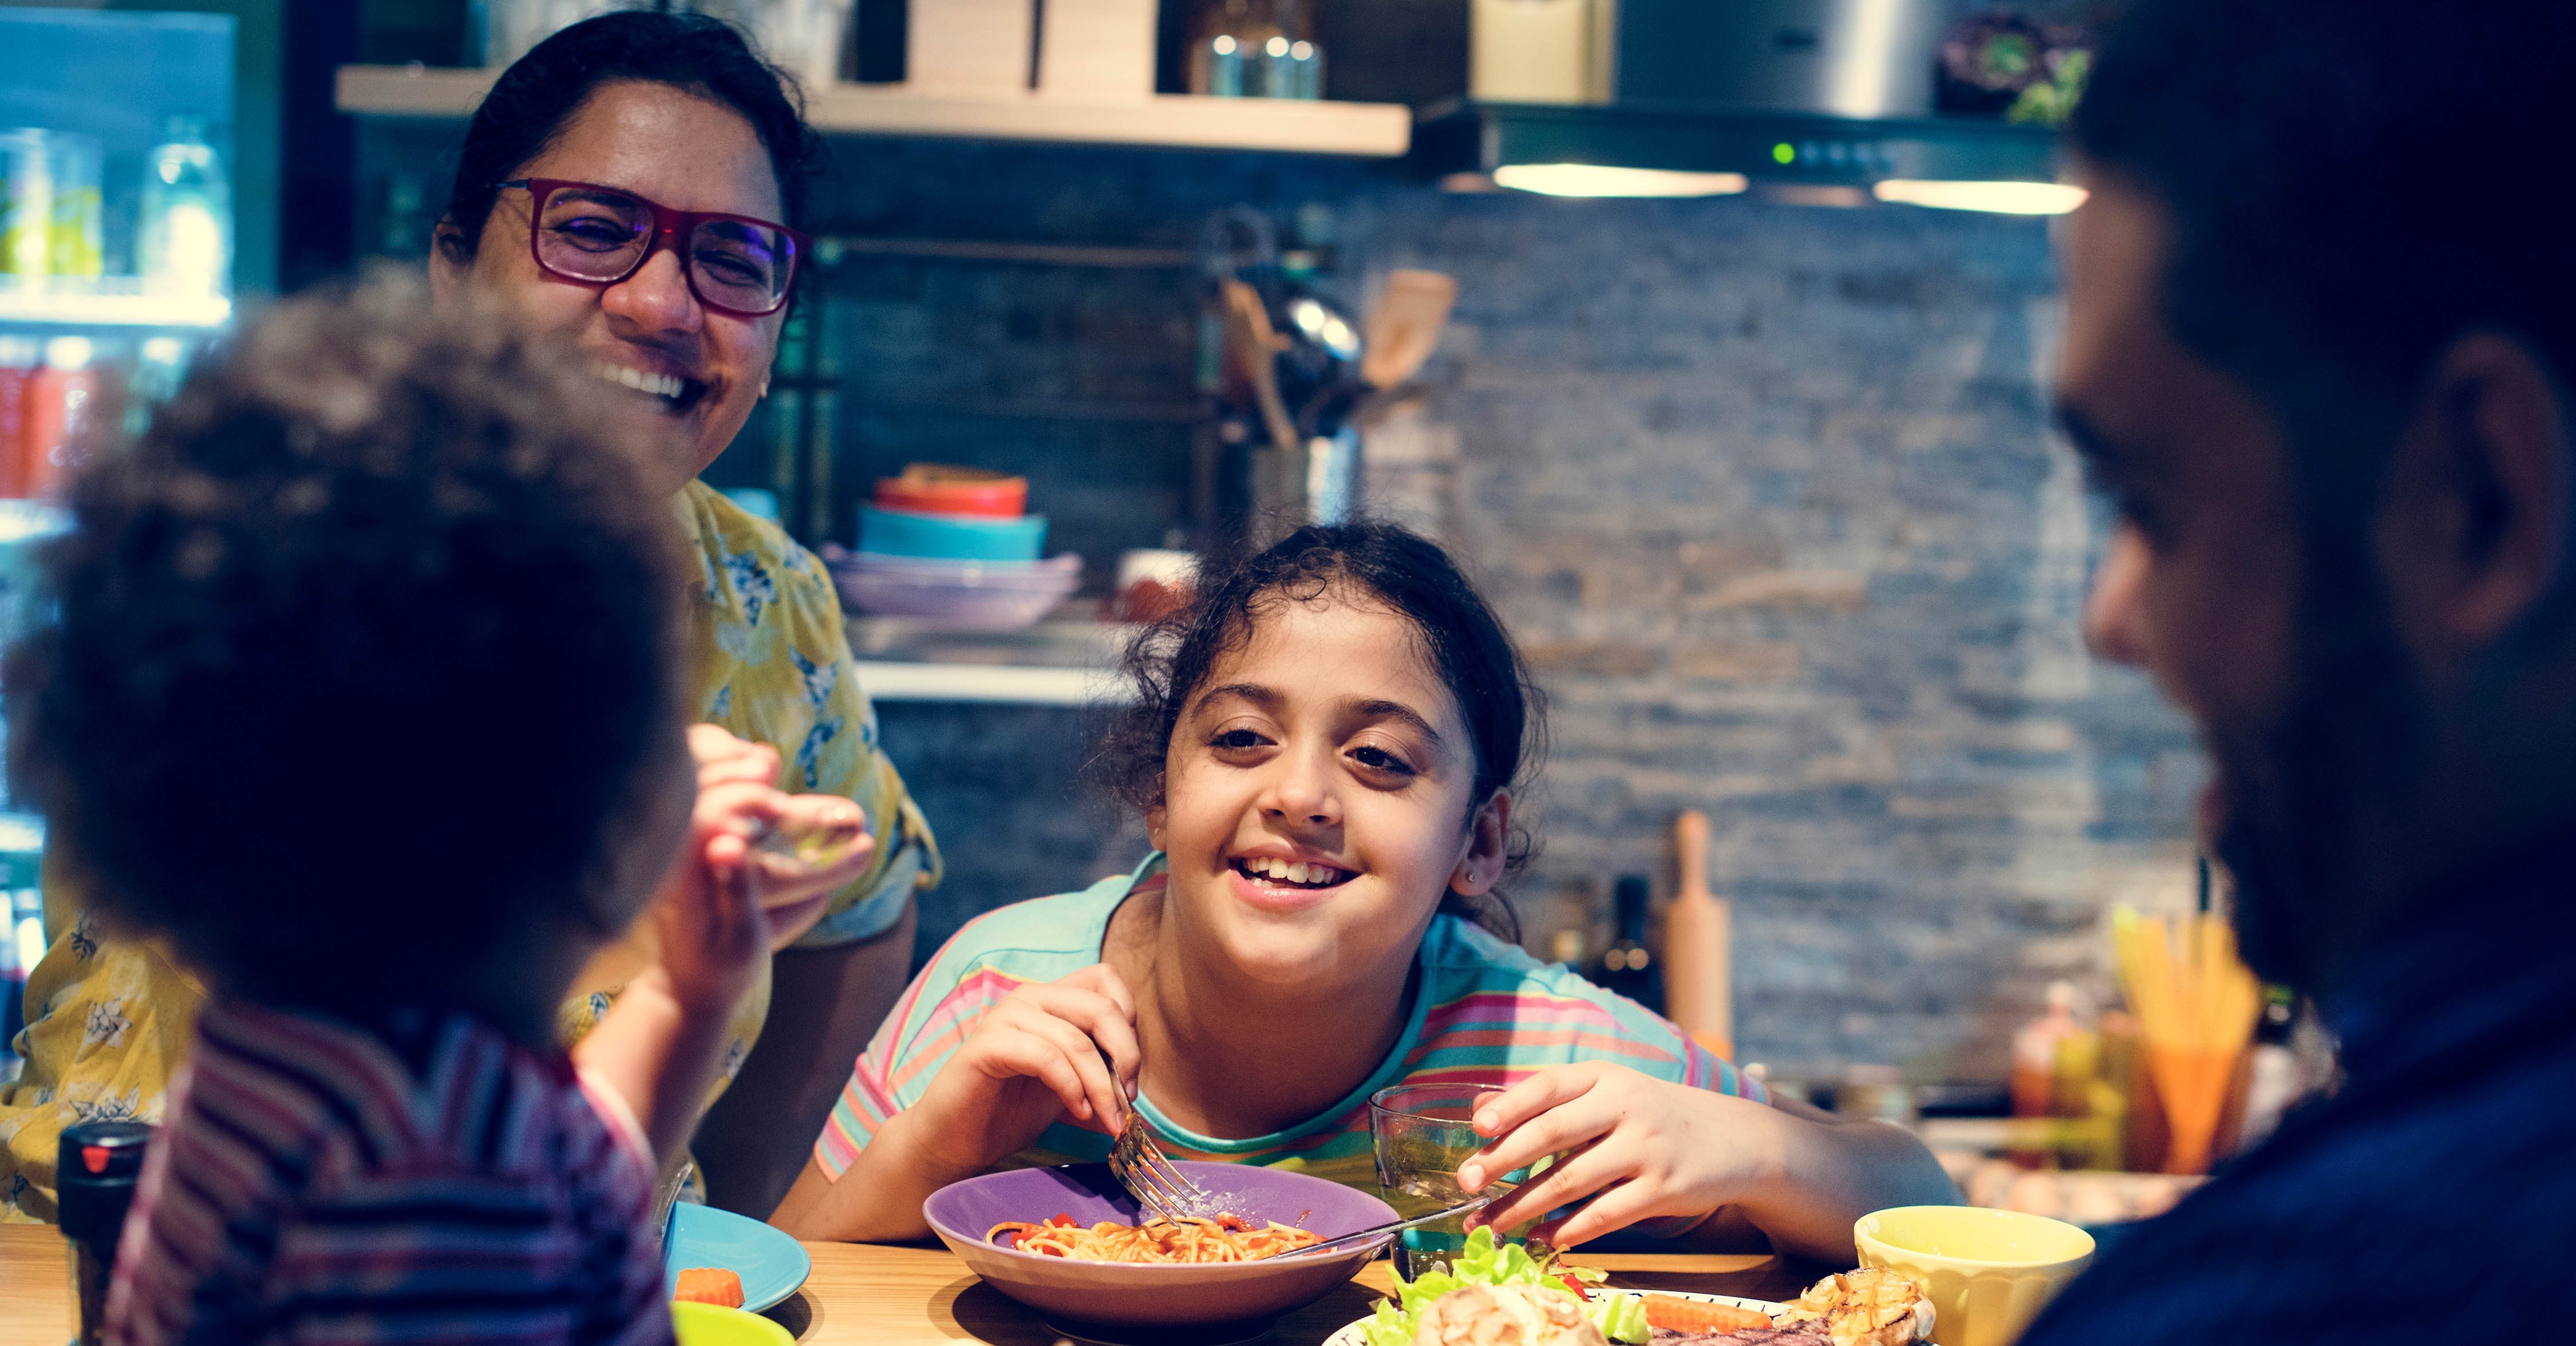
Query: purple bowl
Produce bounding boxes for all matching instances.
[823,548,1083,629]
[922,1162,1395,1340]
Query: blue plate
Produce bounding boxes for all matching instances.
[664,1202,811,1314]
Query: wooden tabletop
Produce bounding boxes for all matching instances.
[0,1223,1808,1345]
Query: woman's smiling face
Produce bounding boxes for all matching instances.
[430,80,785,496]
[1151,588,1510,990]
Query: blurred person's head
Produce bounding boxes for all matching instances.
[2063,0,2576,990]
[428,10,825,496]
[5,278,695,1036]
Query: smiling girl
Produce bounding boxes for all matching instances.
[771,524,1955,1259]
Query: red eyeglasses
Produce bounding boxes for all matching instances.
[499,178,810,318]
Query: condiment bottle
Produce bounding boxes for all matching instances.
[1596,874,1664,1015]
[2011,981,2087,1118]
[59,1120,154,1346]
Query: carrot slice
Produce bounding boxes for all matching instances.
[673,1267,744,1308]
[1643,1295,1772,1333]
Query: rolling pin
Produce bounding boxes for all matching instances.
[1664,810,1734,1060]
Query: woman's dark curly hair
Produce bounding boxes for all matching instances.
[437,10,828,264]
[5,277,689,1014]
[1096,522,1543,941]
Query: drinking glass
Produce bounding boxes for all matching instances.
[1369,1081,1518,1281]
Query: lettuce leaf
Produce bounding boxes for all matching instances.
[1360,1229,1649,1346]
[1587,1291,1651,1344]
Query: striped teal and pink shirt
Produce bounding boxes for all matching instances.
[104,997,671,1346]
[816,855,1764,1195]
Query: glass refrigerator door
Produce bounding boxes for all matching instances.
[0,2,279,492]
[0,1,275,1079]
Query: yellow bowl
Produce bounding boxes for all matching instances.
[1854,1206,2095,1346]
[670,1300,793,1346]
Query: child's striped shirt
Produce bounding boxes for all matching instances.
[816,855,1764,1195]
[104,997,671,1346]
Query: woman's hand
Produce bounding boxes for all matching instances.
[683,724,876,950]
[749,792,877,950]
[903,964,1143,1180]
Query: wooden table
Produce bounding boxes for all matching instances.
[0,1223,1809,1345]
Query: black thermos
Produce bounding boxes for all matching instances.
[58,1120,153,1346]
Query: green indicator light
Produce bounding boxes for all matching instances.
[1772,142,1796,164]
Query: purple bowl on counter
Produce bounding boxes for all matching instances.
[922,1162,1395,1344]
[821,546,1082,629]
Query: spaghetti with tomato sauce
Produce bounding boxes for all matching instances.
[987,1212,1324,1263]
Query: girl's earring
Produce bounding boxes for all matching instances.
[759,378,771,398]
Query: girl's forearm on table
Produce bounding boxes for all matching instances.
[1730,1110,1961,1262]
[771,1110,964,1242]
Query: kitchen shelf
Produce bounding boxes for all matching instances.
[847,618,1139,706]
[335,65,1411,157]
[852,661,1128,705]
[0,291,231,329]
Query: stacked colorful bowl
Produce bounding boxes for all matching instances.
[829,465,1081,629]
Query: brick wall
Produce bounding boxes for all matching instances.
[354,124,2207,1079]
[850,160,2206,1080]
[1345,192,2206,1077]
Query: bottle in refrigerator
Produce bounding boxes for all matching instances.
[0,337,31,498]
[46,133,103,283]
[0,129,49,287]
[23,336,101,498]
[139,116,230,299]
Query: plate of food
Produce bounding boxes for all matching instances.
[663,1201,812,1315]
[922,1161,1398,1343]
[1323,1227,1936,1346]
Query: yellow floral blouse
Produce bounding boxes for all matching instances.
[0,481,939,1222]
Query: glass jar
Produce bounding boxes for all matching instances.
[1187,0,1322,99]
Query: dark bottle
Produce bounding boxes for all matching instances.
[60,1120,153,1346]
[1596,874,1665,1015]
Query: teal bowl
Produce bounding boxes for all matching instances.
[858,506,1046,562]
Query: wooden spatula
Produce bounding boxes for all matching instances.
[1220,278,1303,453]
[1361,269,1457,391]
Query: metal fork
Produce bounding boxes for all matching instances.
[1108,1116,1214,1222]
[1267,1194,1492,1259]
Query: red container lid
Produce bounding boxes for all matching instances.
[874,463,1026,517]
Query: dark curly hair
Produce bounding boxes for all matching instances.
[437,10,828,264]
[5,277,689,1014]
[1096,523,1543,941]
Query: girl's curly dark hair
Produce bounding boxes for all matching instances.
[1094,522,1544,941]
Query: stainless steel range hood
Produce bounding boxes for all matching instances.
[1420,0,2075,210]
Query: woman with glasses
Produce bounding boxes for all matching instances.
[0,10,939,1225]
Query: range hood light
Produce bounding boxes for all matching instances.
[1493,163,1752,198]
[1871,180,2088,215]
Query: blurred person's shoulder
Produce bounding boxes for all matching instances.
[2022,1015,2576,1345]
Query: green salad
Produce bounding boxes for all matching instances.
[1359,1229,1650,1346]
